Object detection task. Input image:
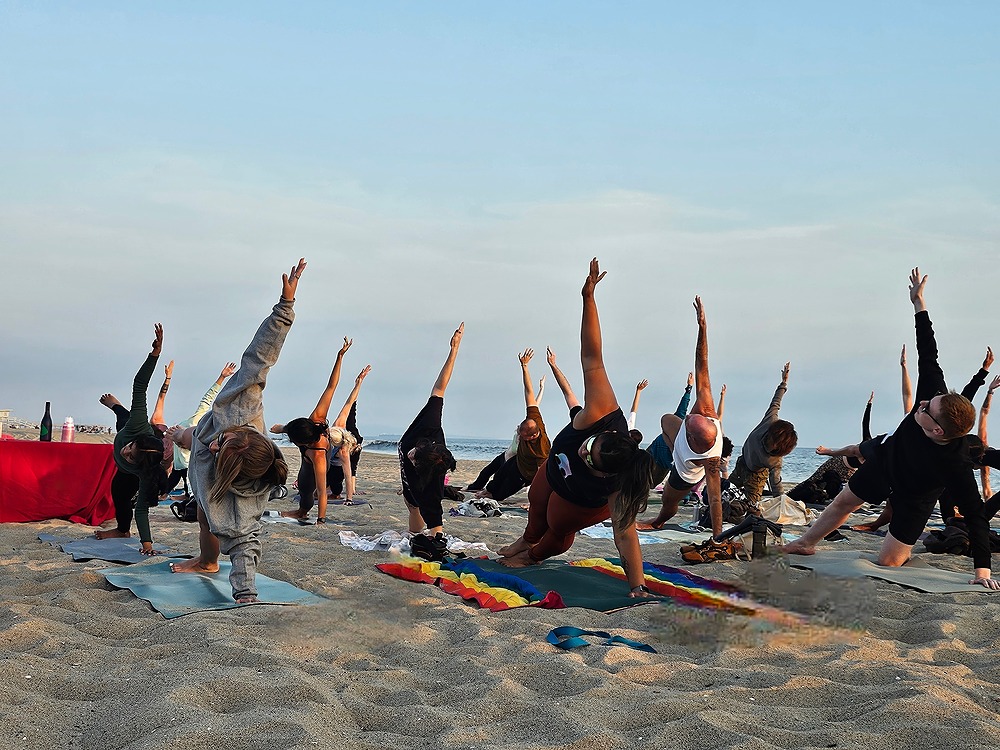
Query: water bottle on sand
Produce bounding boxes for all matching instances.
[61,417,76,443]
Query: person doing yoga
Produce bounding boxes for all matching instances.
[498,259,654,598]
[785,268,998,589]
[168,259,302,603]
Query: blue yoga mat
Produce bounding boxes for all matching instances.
[38,533,184,564]
[100,560,323,618]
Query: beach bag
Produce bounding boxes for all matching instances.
[716,516,784,560]
[758,494,814,525]
[697,485,750,527]
[170,497,198,523]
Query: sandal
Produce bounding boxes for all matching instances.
[680,538,744,564]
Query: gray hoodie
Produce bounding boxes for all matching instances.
[190,297,294,599]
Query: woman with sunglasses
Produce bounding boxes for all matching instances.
[499,259,654,598]
[168,259,303,603]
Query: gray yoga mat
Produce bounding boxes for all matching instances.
[100,560,323,618]
[38,533,183,564]
[787,549,994,594]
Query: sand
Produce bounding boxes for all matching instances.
[3,447,1000,750]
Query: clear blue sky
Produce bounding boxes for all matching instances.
[2,2,998,447]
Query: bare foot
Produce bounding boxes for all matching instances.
[236,595,259,604]
[169,557,221,574]
[95,528,130,540]
[99,393,122,410]
[851,523,881,532]
[783,540,815,555]
[280,509,307,520]
[498,550,537,568]
[498,537,531,558]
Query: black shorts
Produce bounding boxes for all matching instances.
[666,468,696,492]
[848,458,938,546]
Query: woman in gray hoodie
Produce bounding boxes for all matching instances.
[167,259,304,603]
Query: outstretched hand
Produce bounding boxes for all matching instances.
[908,267,927,310]
[900,345,907,367]
[989,375,1000,393]
[269,423,285,435]
[546,346,557,367]
[687,372,694,388]
[219,362,237,379]
[450,322,465,349]
[636,379,648,392]
[693,296,707,327]
[355,365,371,385]
[868,391,875,405]
[781,362,790,383]
[582,257,607,297]
[164,360,174,380]
[282,258,307,301]
[984,346,994,371]
[970,576,1000,590]
[151,323,163,356]
[519,348,534,366]
[164,425,183,444]
[339,337,353,357]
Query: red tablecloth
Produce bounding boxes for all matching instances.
[0,441,116,525]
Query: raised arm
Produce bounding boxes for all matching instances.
[980,376,999,498]
[909,267,948,403]
[900,345,913,414]
[675,373,694,419]
[536,375,545,406]
[200,259,303,441]
[546,346,580,412]
[762,363,790,423]
[628,379,648,430]
[862,391,874,441]
[691,296,718,419]
[150,359,174,426]
[333,366,371,428]
[715,381,725,421]
[331,366,371,503]
[309,337,352,423]
[961,347,993,401]
[519,349,539,408]
[125,324,163,432]
[431,323,463,398]
[575,258,618,426]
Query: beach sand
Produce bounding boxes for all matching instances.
[3,446,1000,750]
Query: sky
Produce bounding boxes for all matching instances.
[1,2,999,449]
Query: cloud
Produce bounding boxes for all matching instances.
[2,152,997,452]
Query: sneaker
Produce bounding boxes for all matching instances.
[681,538,743,564]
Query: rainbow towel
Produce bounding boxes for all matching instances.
[377,556,802,621]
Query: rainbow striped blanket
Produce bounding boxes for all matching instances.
[377,556,801,621]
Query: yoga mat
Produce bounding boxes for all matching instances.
[378,556,803,623]
[38,533,183,564]
[787,550,995,593]
[100,560,323,618]
[581,522,708,545]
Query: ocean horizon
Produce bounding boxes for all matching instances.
[358,434,828,484]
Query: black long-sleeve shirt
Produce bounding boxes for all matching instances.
[879,311,990,569]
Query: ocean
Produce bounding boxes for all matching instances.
[361,434,828,484]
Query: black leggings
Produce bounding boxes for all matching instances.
[111,405,140,532]
[467,452,506,491]
[486,456,530,501]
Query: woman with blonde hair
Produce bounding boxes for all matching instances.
[168,259,303,603]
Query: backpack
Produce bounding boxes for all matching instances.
[170,497,199,523]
